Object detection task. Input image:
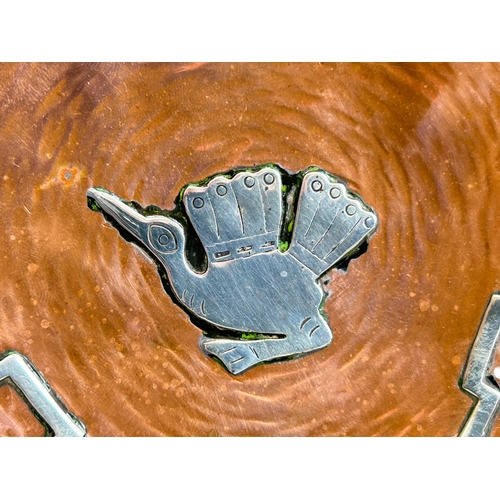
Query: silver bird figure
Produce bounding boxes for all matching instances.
[87,165,378,375]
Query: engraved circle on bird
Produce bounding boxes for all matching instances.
[87,164,378,374]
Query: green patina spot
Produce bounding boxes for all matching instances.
[241,333,274,340]
[88,199,101,212]
[279,241,289,252]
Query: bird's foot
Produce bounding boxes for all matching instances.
[199,337,266,375]
[199,321,333,375]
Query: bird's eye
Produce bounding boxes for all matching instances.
[148,224,178,254]
[158,234,170,245]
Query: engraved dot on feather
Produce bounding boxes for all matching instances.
[193,197,204,208]
[216,185,227,196]
[311,180,323,192]
[364,217,374,228]
[330,187,341,199]
[264,173,275,185]
[244,176,255,188]
[346,204,356,216]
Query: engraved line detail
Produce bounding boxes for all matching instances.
[249,346,259,358]
[230,356,245,365]
[309,325,320,337]
[300,317,312,330]
[257,175,268,232]
[312,208,340,252]
[206,194,220,238]
[232,183,245,235]
[324,217,362,259]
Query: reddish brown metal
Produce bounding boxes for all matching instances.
[0,386,44,436]
[0,62,498,436]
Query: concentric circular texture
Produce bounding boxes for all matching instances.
[1,63,500,437]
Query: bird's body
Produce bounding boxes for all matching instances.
[87,164,378,374]
[168,251,322,335]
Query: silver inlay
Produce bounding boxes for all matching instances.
[0,350,87,437]
[459,292,500,437]
[88,166,378,375]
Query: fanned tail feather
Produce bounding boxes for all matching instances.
[288,170,378,277]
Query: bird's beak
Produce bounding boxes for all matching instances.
[87,187,148,241]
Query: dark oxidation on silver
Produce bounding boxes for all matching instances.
[459,292,500,437]
[0,350,87,436]
[87,166,378,374]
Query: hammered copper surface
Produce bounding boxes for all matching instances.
[0,385,44,436]
[1,62,499,436]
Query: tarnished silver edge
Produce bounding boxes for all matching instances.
[0,350,87,437]
[459,293,500,437]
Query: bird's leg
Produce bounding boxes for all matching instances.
[199,317,332,375]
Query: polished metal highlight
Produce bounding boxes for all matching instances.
[459,292,500,437]
[87,165,378,374]
[0,350,87,436]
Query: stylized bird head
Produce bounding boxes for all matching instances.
[86,187,188,270]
